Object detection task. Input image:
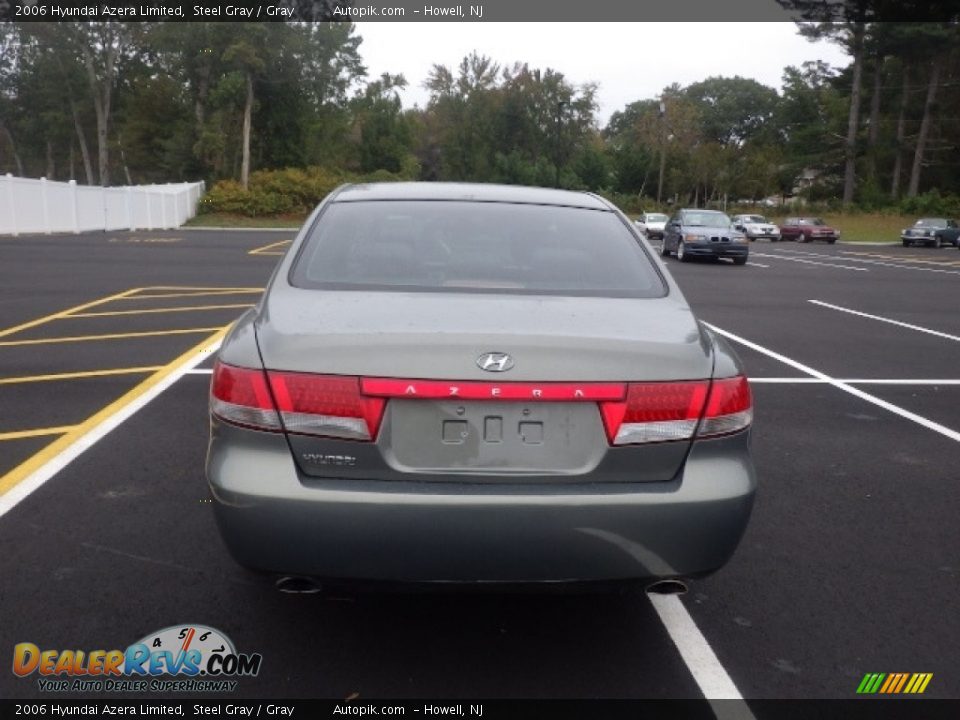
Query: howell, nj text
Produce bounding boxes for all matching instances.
[419,5,484,17]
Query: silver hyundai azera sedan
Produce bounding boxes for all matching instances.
[206,182,756,588]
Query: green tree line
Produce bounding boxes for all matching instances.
[0,19,957,213]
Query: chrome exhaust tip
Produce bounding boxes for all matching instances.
[275,575,322,594]
[645,579,689,595]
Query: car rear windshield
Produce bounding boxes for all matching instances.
[290,200,666,298]
[646,213,669,222]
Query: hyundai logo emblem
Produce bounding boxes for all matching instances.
[476,352,514,372]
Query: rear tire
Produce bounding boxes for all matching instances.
[934,235,943,249]
[733,256,748,266]
[828,238,836,244]
[797,234,807,243]
[902,240,910,247]
[661,241,671,257]
[677,241,689,262]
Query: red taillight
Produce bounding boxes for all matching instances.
[267,372,386,441]
[600,381,709,445]
[699,376,752,438]
[599,376,751,445]
[210,362,282,432]
[211,362,751,446]
[210,362,385,441]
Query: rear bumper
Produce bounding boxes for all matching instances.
[206,422,756,584]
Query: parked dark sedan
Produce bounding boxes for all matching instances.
[900,218,960,248]
[206,182,756,589]
[661,209,749,265]
[781,217,839,243]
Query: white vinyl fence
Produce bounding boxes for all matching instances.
[0,174,205,236]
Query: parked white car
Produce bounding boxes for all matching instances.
[634,212,670,240]
[731,214,780,242]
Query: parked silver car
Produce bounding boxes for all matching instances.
[732,214,780,242]
[207,183,756,588]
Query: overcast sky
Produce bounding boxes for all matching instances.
[354,23,850,125]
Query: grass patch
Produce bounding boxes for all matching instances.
[184,212,306,229]
[769,213,918,243]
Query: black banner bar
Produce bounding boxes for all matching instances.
[3,699,960,720]
[3,0,959,22]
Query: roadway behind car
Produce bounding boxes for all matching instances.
[0,230,957,703]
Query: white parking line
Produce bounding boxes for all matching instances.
[649,593,755,715]
[809,300,960,343]
[705,323,960,443]
[750,378,960,385]
[752,253,868,272]
[747,262,769,268]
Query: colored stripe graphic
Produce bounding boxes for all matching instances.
[879,674,896,693]
[857,673,932,694]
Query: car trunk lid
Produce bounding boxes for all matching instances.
[256,289,712,381]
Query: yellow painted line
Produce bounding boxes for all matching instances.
[67,303,253,318]
[0,426,77,442]
[886,256,960,267]
[108,237,181,244]
[842,251,960,267]
[0,288,144,340]
[249,239,292,255]
[133,286,265,292]
[0,367,163,385]
[0,328,222,347]
[119,290,263,300]
[916,673,933,694]
[903,674,919,693]
[0,326,230,498]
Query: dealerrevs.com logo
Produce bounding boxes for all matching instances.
[13,624,262,693]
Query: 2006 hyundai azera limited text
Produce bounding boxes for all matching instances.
[207,182,756,589]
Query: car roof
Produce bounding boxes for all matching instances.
[332,182,612,211]
[679,208,726,214]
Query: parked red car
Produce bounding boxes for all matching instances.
[781,217,840,244]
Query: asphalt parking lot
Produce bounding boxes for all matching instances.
[0,230,957,709]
